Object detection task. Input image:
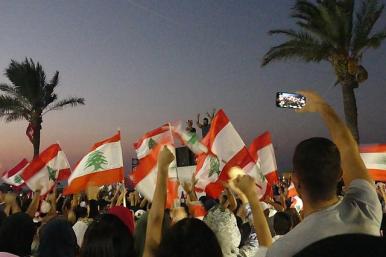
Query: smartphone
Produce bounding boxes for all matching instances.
[276,92,306,109]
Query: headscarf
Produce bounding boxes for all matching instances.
[204,205,241,257]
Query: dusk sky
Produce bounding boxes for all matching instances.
[0,0,385,174]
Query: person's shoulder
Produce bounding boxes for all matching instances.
[267,221,315,257]
[343,178,379,202]
[347,179,376,191]
[340,178,383,227]
[266,232,296,257]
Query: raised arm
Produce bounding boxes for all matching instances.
[196,113,203,128]
[297,90,372,185]
[143,146,174,257]
[233,175,272,247]
[264,196,284,212]
[182,173,198,202]
[26,190,41,217]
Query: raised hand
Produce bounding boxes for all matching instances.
[233,175,257,198]
[158,146,175,169]
[295,90,327,113]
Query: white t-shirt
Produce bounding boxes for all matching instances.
[264,179,382,257]
[73,220,90,247]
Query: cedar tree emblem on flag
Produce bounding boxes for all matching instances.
[208,155,220,178]
[14,174,23,185]
[85,150,108,171]
[47,166,57,182]
[148,138,157,149]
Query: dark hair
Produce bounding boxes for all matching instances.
[0,212,36,256]
[293,137,341,202]
[285,208,301,228]
[88,199,99,219]
[236,216,252,248]
[75,206,88,220]
[38,218,78,257]
[273,212,292,235]
[199,196,217,212]
[21,198,32,213]
[80,214,135,257]
[61,197,72,214]
[156,218,222,257]
[0,184,10,194]
[0,211,6,228]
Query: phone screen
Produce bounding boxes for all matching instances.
[276,92,306,109]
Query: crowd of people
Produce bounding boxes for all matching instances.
[1,91,386,257]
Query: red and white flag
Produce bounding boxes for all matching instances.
[195,109,265,198]
[134,124,172,159]
[360,144,386,182]
[1,159,29,187]
[22,144,71,195]
[287,182,298,198]
[171,121,208,155]
[130,125,178,208]
[249,131,279,198]
[64,133,124,195]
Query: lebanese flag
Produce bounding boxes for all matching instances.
[171,121,208,155]
[64,133,124,195]
[22,144,71,195]
[130,126,177,208]
[1,159,29,187]
[249,131,279,198]
[195,109,265,198]
[360,144,386,182]
[134,124,171,159]
[287,183,298,197]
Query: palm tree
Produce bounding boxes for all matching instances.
[0,58,85,157]
[262,0,386,142]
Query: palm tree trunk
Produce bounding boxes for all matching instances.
[32,116,42,158]
[341,79,359,143]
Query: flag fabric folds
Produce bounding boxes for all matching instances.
[287,183,298,198]
[171,121,208,155]
[134,124,172,159]
[64,133,124,195]
[360,144,386,182]
[249,131,279,198]
[22,144,71,195]
[194,109,265,198]
[1,159,29,187]
[130,124,178,208]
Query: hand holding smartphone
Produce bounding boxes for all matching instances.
[276,92,306,109]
